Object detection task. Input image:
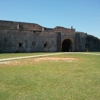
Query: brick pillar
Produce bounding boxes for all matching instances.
[57,32,61,52]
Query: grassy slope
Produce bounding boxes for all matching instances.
[0,53,100,100]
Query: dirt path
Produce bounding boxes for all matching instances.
[0,53,63,62]
[0,52,100,62]
[82,53,100,55]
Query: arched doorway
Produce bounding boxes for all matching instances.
[62,39,72,52]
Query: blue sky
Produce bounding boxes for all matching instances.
[0,0,100,38]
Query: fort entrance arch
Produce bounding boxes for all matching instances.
[62,39,72,52]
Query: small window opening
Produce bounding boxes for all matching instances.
[32,41,36,46]
[85,44,89,48]
[44,43,47,48]
[19,43,23,47]
[85,44,89,52]
[17,24,23,29]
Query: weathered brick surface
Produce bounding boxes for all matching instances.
[0,20,100,52]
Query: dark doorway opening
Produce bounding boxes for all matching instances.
[44,43,48,48]
[62,39,72,52]
[19,43,23,47]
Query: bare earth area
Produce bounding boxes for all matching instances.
[34,57,77,62]
[0,57,77,65]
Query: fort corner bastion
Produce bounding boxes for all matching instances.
[0,20,100,53]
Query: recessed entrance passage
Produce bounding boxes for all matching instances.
[62,39,72,52]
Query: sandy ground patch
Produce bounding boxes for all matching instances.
[34,57,77,62]
[0,57,77,65]
[0,61,11,64]
[0,61,18,65]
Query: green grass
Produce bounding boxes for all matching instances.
[0,53,100,100]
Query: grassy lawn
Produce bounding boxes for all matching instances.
[0,53,100,100]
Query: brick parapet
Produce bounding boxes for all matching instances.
[0,20,42,31]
